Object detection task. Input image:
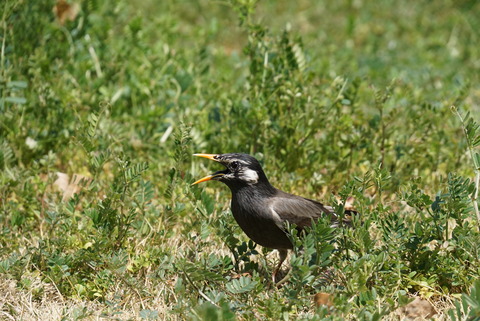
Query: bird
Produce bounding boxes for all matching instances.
[192,153,356,282]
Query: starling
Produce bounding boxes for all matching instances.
[192,153,356,282]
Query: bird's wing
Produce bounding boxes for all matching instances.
[269,192,337,228]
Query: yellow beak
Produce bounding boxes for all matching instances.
[191,173,225,185]
[192,153,223,185]
[193,153,218,161]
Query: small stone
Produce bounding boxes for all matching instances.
[398,297,436,320]
[314,292,334,307]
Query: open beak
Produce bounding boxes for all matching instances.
[192,154,225,185]
[192,172,225,185]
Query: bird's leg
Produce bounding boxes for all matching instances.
[272,249,288,283]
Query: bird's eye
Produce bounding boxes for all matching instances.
[230,161,239,170]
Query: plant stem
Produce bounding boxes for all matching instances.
[452,106,480,227]
[473,171,480,225]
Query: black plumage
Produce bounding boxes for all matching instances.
[192,153,356,281]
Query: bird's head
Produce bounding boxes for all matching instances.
[192,153,270,189]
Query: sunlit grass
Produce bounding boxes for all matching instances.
[1,0,480,319]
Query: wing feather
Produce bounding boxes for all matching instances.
[269,191,337,228]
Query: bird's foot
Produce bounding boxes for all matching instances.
[273,268,291,286]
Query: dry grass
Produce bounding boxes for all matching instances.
[0,262,457,321]
[0,274,182,320]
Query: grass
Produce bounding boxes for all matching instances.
[1,0,480,319]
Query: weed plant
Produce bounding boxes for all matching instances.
[1,0,480,319]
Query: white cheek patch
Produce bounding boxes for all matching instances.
[241,168,259,184]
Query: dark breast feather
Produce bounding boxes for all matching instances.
[230,188,293,249]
